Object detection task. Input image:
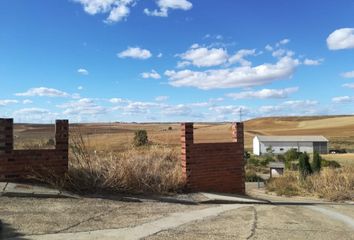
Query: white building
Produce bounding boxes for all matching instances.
[253,135,328,156]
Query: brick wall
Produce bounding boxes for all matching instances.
[0,119,69,180]
[181,122,245,194]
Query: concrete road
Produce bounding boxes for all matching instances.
[0,196,353,240]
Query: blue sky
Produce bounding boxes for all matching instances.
[1,0,354,123]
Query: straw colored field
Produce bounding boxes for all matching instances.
[13,115,354,153]
[321,153,354,167]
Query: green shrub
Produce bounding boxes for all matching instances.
[245,169,264,182]
[276,154,285,162]
[321,159,341,168]
[248,156,260,166]
[266,145,274,155]
[260,155,272,167]
[299,152,312,179]
[133,130,149,147]
[312,151,322,173]
[284,149,301,169]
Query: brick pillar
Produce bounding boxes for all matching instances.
[181,123,193,183]
[0,118,13,154]
[55,120,69,151]
[55,120,69,173]
[232,122,245,194]
[232,122,244,145]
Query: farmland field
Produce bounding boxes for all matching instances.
[13,115,354,152]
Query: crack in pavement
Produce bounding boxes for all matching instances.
[246,206,258,240]
[2,182,8,192]
[14,204,246,240]
[53,210,111,234]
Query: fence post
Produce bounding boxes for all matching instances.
[232,122,245,194]
[0,118,13,154]
[55,120,68,150]
[232,122,244,145]
[181,123,193,184]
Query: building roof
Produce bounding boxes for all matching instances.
[255,135,328,142]
[269,162,285,168]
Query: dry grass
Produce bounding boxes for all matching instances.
[266,172,302,197]
[64,130,184,194]
[306,167,354,201]
[13,115,354,151]
[266,167,354,201]
[321,154,354,167]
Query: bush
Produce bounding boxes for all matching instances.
[321,159,341,168]
[276,154,285,162]
[266,145,274,155]
[306,167,354,201]
[266,172,300,197]
[245,169,264,182]
[133,130,149,147]
[284,149,301,170]
[312,151,322,173]
[168,126,173,130]
[260,155,272,167]
[299,152,312,179]
[248,156,260,166]
[266,167,354,201]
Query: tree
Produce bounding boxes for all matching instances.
[266,145,274,155]
[299,152,312,179]
[312,151,322,173]
[284,148,300,170]
[133,130,148,147]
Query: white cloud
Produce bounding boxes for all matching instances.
[141,70,161,79]
[276,39,290,47]
[259,105,282,114]
[22,99,33,104]
[303,58,324,66]
[258,100,319,116]
[13,108,49,115]
[166,56,299,90]
[179,47,228,67]
[15,87,70,98]
[332,96,354,103]
[78,86,84,90]
[342,83,354,89]
[115,101,159,115]
[12,108,57,122]
[161,104,196,117]
[144,0,192,17]
[177,46,257,68]
[272,49,294,58]
[341,71,354,78]
[109,98,125,103]
[265,44,273,51]
[282,100,318,108]
[0,99,18,106]
[327,28,354,50]
[157,53,163,58]
[155,96,169,101]
[228,49,256,66]
[73,0,135,23]
[227,87,299,100]
[209,105,249,116]
[77,68,89,75]
[117,47,152,59]
[58,98,107,115]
